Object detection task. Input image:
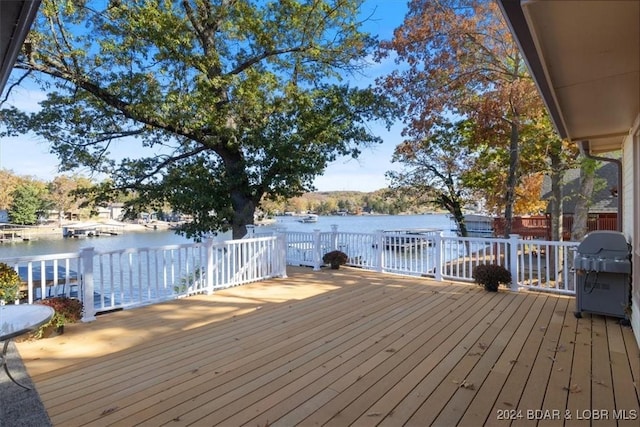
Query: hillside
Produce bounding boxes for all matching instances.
[261,189,442,216]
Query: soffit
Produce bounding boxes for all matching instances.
[0,1,41,92]
[502,0,640,154]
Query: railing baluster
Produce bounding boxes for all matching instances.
[1,231,577,318]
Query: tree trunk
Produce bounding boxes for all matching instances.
[549,144,564,241]
[219,144,258,239]
[571,158,596,241]
[547,142,565,284]
[451,204,468,237]
[230,191,255,239]
[503,120,520,238]
[440,193,467,237]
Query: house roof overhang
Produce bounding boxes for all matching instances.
[497,0,640,154]
[0,0,41,92]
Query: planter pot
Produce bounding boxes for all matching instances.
[330,262,341,270]
[39,324,64,338]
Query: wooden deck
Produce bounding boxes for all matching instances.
[15,267,640,426]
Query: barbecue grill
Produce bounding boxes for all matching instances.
[574,231,631,319]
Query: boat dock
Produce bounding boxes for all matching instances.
[0,224,34,243]
[62,223,125,238]
[381,228,441,251]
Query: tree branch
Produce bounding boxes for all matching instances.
[0,70,32,106]
[228,46,308,76]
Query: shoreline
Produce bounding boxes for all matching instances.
[1,220,176,242]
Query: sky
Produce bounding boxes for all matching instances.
[0,1,409,193]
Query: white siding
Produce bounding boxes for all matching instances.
[628,114,640,347]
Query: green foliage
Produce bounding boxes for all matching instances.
[9,182,48,225]
[0,263,22,303]
[264,189,429,216]
[386,120,475,235]
[472,264,512,292]
[5,0,398,239]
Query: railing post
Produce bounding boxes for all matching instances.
[375,230,384,273]
[434,232,443,282]
[313,229,322,271]
[205,237,215,294]
[80,247,96,322]
[276,231,288,278]
[331,224,339,251]
[509,234,520,291]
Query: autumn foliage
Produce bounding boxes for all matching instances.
[378,0,555,233]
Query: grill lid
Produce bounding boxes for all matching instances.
[575,231,631,273]
[576,231,630,257]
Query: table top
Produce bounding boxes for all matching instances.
[0,305,55,341]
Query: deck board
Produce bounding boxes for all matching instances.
[606,318,640,426]
[512,297,567,427]
[458,293,547,426]
[565,306,595,427]
[305,292,513,426]
[428,292,535,426]
[590,316,616,427]
[485,295,559,427]
[13,266,640,426]
[538,300,578,427]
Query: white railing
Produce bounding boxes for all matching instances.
[2,227,579,323]
[515,238,578,294]
[277,226,579,295]
[12,252,82,303]
[1,235,286,321]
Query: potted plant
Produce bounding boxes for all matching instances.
[0,262,22,304]
[34,296,83,337]
[472,263,512,292]
[322,250,348,270]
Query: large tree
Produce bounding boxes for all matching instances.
[0,169,23,210]
[387,120,476,236]
[2,0,396,238]
[47,174,93,225]
[377,0,548,237]
[9,180,49,225]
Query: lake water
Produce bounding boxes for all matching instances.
[0,214,453,259]
[269,213,452,234]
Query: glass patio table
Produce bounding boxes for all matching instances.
[0,304,54,390]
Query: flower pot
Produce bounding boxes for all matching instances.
[39,324,64,338]
[330,262,340,270]
[484,283,499,292]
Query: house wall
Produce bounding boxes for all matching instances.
[626,113,640,347]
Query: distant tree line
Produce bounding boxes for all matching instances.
[1,170,99,225]
[1,169,433,225]
[260,189,436,216]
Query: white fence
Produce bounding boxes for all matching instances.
[2,227,579,323]
[2,235,286,321]
[278,226,579,296]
